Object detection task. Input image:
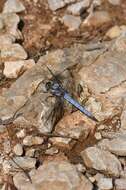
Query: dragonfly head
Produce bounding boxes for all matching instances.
[45,80,64,96]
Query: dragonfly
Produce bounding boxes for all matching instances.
[45,66,98,122]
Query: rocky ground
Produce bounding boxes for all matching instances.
[0,0,126,190]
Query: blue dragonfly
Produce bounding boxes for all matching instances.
[45,66,98,122]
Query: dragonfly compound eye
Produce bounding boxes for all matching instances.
[45,81,52,91]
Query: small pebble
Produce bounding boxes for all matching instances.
[106,25,121,39]
[45,147,59,155]
[62,14,81,31]
[98,125,105,130]
[13,144,23,156]
[88,176,96,183]
[25,149,35,157]
[95,132,102,140]
[16,129,26,138]
[23,135,44,146]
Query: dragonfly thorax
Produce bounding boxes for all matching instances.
[45,81,65,97]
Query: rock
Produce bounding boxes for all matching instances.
[13,144,23,156]
[5,156,36,172]
[62,14,81,31]
[75,163,86,173]
[47,0,77,11]
[3,140,11,154]
[81,147,122,177]
[94,173,104,182]
[4,59,35,78]
[108,0,121,5]
[97,177,113,190]
[93,0,101,7]
[78,45,126,94]
[97,125,106,130]
[97,139,110,150]
[50,137,75,149]
[0,34,15,47]
[12,156,36,170]
[25,149,35,157]
[106,25,122,39]
[45,147,59,155]
[0,13,21,39]
[47,0,65,11]
[13,160,93,190]
[88,176,96,183]
[85,97,102,120]
[23,135,44,146]
[55,111,95,140]
[94,132,102,140]
[3,0,25,13]
[1,43,27,61]
[67,0,90,15]
[115,178,126,190]
[98,137,126,156]
[83,11,111,27]
[16,129,26,138]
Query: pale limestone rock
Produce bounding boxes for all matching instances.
[0,34,15,47]
[94,173,104,182]
[9,156,36,170]
[23,135,44,146]
[106,25,122,39]
[25,149,35,157]
[78,49,126,94]
[55,111,96,140]
[98,137,126,156]
[3,157,36,173]
[67,0,90,15]
[16,129,26,138]
[113,35,126,52]
[3,0,25,13]
[13,161,93,190]
[81,147,121,177]
[0,13,21,39]
[47,0,65,11]
[45,147,59,155]
[50,137,75,149]
[13,144,23,156]
[94,132,102,140]
[1,43,27,61]
[47,0,77,11]
[115,178,126,190]
[83,11,111,27]
[108,0,121,5]
[4,59,35,78]
[97,177,113,190]
[62,15,81,31]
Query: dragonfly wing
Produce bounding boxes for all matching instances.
[63,92,98,122]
